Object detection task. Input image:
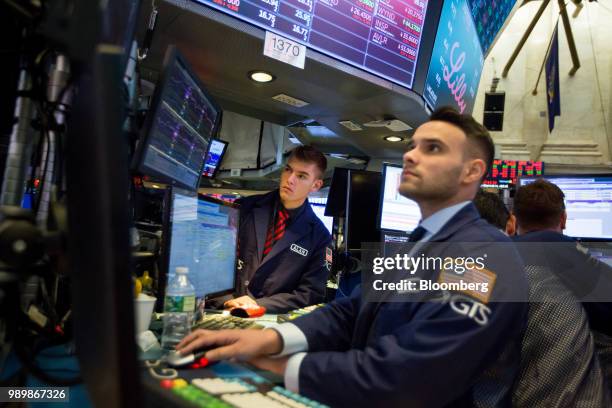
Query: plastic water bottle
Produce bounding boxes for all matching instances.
[161,267,196,350]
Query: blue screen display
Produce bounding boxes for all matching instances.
[194,0,430,89]
[468,0,516,54]
[423,0,483,114]
[167,190,239,299]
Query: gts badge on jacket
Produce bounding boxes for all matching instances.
[290,244,309,257]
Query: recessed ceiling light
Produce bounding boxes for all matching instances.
[151,184,160,189]
[249,70,275,83]
[384,136,404,142]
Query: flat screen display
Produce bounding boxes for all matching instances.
[423,0,484,114]
[194,0,430,89]
[378,163,421,232]
[519,175,612,240]
[165,189,240,302]
[202,139,229,178]
[482,160,544,189]
[467,0,517,54]
[137,47,221,191]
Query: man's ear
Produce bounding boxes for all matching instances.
[506,214,516,236]
[464,159,487,184]
[310,178,323,192]
[560,210,567,230]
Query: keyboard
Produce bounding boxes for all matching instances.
[193,314,264,331]
[167,377,328,408]
[276,304,324,323]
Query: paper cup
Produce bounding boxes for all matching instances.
[134,293,156,334]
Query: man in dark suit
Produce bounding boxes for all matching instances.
[512,179,612,336]
[223,145,331,314]
[512,179,612,395]
[177,108,528,407]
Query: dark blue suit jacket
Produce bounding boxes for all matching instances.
[236,191,331,313]
[514,231,612,336]
[291,203,528,407]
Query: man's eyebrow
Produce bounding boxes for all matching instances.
[414,137,448,146]
[286,164,311,177]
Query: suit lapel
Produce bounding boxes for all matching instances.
[253,205,270,264]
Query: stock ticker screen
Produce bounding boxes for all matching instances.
[194,0,430,89]
[482,160,544,189]
[467,0,517,54]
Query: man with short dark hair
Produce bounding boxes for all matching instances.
[224,145,331,313]
[513,179,612,336]
[513,178,566,234]
[178,108,528,406]
[474,189,516,235]
[512,178,612,400]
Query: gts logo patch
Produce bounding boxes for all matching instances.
[290,244,308,257]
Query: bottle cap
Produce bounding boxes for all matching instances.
[175,266,189,274]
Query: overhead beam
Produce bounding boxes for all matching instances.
[503,0,551,78]
[557,0,581,75]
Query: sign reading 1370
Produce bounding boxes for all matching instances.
[263,31,307,69]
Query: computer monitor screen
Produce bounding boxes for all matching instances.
[164,188,239,304]
[378,163,421,232]
[135,46,221,191]
[202,139,229,179]
[309,198,333,234]
[482,159,544,189]
[519,175,612,240]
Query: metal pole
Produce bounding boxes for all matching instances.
[36,54,71,226]
[503,0,551,78]
[0,57,36,206]
[558,0,581,75]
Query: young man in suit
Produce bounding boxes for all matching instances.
[178,108,528,407]
[223,145,331,314]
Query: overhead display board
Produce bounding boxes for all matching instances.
[482,160,545,189]
[194,0,430,89]
[422,0,483,114]
[467,0,517,54]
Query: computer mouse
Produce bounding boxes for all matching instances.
[166,349,211,368]
[230,305,266,318]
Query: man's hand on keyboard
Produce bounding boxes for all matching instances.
[224,295,258,309]
[176,328,283,363]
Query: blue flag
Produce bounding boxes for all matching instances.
[545,22,561,132]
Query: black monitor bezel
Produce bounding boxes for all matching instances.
[159,187,240,311]
[517,173,612,241]
[133,45,222,191]
[201,139,229,179]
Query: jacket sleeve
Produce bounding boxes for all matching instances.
[295,299,527,407]
[289,289,362,352]
[255,232,331,313]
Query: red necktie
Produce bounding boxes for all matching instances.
[263,208,289,257]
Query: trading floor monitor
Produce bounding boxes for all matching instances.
[159,188,240,312]
[519,175,612,240]
[134,46,221,191]
[378,163,421,233]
